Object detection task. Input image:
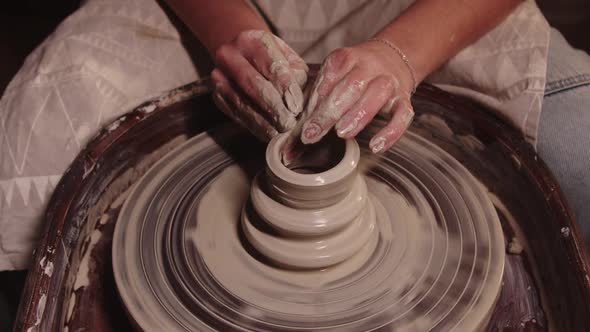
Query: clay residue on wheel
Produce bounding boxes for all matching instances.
[112,125,506,331]
[64,135,187,332]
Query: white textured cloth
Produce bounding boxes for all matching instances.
[0,0,550,270]
[0,0,206,270]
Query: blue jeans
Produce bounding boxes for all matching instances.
[538,29,590,244]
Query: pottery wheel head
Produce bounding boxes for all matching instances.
[113,124,505,331]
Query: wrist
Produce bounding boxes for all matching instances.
[367,38,418,93]
[209,24,270,56]
[372,30,430,82]
[165,0,269,56]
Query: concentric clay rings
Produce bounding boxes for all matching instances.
[113,123,505,331]
[243,133,376,269]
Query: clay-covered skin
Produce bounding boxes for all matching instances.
[299,43,415,155]
[211,30,308,141]
[112,124,505,331]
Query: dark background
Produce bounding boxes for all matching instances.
[0,0,589,330]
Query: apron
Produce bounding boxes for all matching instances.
[0,0,549,270]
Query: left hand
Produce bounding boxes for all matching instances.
[298,40,416,153]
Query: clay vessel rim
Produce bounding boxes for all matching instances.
[266,133,359,186]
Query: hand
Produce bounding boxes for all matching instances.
[299,41,415,153]
[211,30,308,141]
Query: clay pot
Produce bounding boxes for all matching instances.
[242,132,377,269]
[265,132,359,208]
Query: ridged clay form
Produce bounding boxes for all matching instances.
[242,133,377,269]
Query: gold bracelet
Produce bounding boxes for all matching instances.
[368,38,417,93]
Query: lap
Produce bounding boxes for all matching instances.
[537,28,590,244]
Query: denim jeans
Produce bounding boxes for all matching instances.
[538,29,590,244]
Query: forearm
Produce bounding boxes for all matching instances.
[374,0,522,82]
[164,0,269,55]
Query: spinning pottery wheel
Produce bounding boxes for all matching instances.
[15,74,590,331]
[113,122,504,330]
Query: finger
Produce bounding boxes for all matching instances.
[301,68,368,144]
[369,98,414,153]
[211,69,279,141]
[215,44,295,131]
[272,35,309,87]
[238,31,305,115]
[300,48,355,123]
[281,79,322,159]
[279,111,308,167]
[378,96,397,119]
[281,133,307,167]
[334,75,396,138]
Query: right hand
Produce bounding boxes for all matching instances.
[211,30,308,141]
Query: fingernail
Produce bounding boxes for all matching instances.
[302,122,321,142]
[369,137,386,153]
[336,119,357,137]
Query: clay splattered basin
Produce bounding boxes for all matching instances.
[15,72,590,331]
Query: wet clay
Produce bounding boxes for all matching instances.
[25,83,584,332]
[242,133,376,269]
[113,123,505,331]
